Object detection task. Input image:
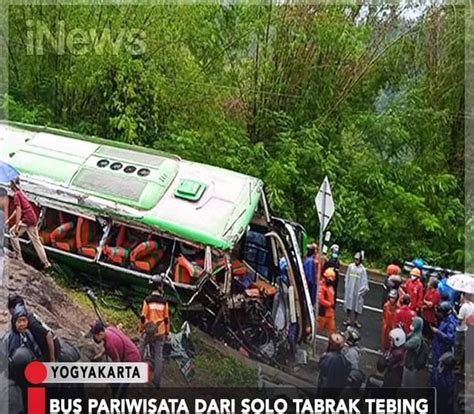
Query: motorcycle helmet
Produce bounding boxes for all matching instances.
[438,301,453,316]
[345,326,361,346]
[389,328,406,347]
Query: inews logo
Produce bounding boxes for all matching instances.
[25,361,149,414]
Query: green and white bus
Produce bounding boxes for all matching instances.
[0,121,314,361]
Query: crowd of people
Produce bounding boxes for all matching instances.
[308,244,471,412]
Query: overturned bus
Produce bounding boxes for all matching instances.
[0,121,314,362]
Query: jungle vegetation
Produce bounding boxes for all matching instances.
[2,3,466,269]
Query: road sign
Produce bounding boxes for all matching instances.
[315,176,334,231]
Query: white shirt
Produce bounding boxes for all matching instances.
[457,302,474,332]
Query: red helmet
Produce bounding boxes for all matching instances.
[386,264,401,276]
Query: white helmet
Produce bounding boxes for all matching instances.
[389,328,406,347]
[330,244,340,253]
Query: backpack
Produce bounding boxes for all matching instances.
[414,339,429,370]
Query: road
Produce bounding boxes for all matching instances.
[323,275,386,352]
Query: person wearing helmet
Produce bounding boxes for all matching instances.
[317,268,336,337]
[421,277,440,339]
[139,274,170,387]
[323,244,341,300]
[437,271,456,306]
[400,268,424,313]
[430,301,457,384]
[381,289,399,350]
[393,294,416,335]
[343,251,369,328]
[429,352,456,414]
[6,305,43,394]
[382,263,401,305]
[317,333,351,398]
[382,328,406,387]
[343,326,362,373]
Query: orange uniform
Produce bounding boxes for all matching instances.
[317,279,336,336]
[140,294,170,336]
[381,300,398,350]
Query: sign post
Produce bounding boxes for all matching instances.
[313,176,335,352]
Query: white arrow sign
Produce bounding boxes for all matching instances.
[315,176,334,232]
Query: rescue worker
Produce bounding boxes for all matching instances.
[402,317,424,387]
[382,263,402,305]
[421,277,440,338]
[393,294,416,335]
[7,294,60,362]
[6,178,51,270]
[317,268,336,336]
[317,333,351,398]
[343,252,369,328]
[400,268,424,313]
[381,289,398,351]
[303,244,317,305]
[382,328,406,387]
[140,274,170,388]
[430,301,457,384]
[323,244,340,300]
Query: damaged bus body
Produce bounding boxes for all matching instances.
[0,121,314,363]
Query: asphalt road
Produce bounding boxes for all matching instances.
[330,275,386,352]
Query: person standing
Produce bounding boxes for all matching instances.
[421,277,440,338]
[323,244,341,300]
[317,268,336,336]
[429,352,456,414]
[393,294,416,335]
[382,263,401,305]
[303,244,317,305]
[317,333,351,398]
[382,328,406,387]
[6,178,50,270]
[400,268,424,313]
[430,301,457,384]
[343,252,369,328]
[455,293,474,369]
[140,274,170,388]
[381,289,399,351]
[402,317,424,387]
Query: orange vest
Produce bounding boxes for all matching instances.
[140,293,169,336]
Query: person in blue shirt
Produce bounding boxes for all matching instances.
[438,272,456,306]
[429,352,456,414]
[430,301,457,385]
[303,244,317,305]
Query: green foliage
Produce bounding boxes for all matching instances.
[5,3,465,269]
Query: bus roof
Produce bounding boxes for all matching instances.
[0,121,263,250]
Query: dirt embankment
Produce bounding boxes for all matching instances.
[0,257,99,359]
[0,257,256,388]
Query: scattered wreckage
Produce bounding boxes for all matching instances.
[0,122,314,364]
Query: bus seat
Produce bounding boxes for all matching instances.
[130,241,164,273]
[103,226,137,265]
[174,255,203,284]
[50,221,76,252]
[40,211,68,245]
[76,217,101,258]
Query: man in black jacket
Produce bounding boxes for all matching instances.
[7,293,61,362]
